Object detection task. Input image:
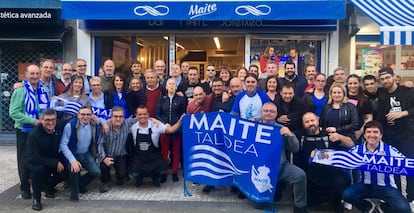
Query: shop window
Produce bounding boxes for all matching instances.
[250,39,318,77]
[98,35,168,75]
[402,46,414,70]
[355,43,396,76]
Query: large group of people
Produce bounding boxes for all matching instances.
[9,57,414,213]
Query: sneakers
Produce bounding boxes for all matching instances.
[344,201,353,211]
[32,198,42,211]
[365,199,377,213]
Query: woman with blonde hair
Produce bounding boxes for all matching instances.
[320,83,359,137]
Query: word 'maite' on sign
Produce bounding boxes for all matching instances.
[183,112,284,202]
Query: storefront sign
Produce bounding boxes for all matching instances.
[80,20,337,32]
[62,0,345,21]
[0,9,60,24]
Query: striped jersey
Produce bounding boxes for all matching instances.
[349,141,404,188]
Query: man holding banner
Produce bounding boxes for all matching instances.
[259,102,308,213]
[296,112,353,212]
[342,121,411,213]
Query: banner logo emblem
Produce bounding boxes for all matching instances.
[235,5,271,16]
[134,5,169,16]
[251,165,273,193]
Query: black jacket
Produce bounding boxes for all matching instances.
[320,102,359,135]
[26,123,64,169]
[274,96,310,132]
[156,94,187,134]
[125,89,146,115]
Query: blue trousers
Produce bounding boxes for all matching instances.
[69,152,100,195]
[342,182,411,213]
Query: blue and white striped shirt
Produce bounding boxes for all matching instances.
[350,141,404,188]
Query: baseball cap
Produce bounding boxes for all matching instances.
[378,67,394,76]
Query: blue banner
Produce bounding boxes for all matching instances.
[182,112,284,202]
[312,150,414,176]
[61,0,346,21]
[50,97,112,120]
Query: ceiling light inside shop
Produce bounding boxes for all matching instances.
[163,36,185,49]
[213,37,221,49]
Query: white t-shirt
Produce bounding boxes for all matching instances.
[239,93,264,120]
[130,120,166,148]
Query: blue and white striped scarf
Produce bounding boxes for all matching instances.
[22,80,49,132]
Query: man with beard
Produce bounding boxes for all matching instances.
[60,63,73,88]
[295,112,353,212]
[377,67,414,210]
[275,83,309,133]
[126,60,145,86]
[362,75,384,120]
[177,66,210,101]
[211,78,232,112]
[278,61,307,97]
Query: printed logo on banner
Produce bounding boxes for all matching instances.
[183,112,284,202]
[188,3,217,19]
[235,5,271,16]
[134,5,169,17]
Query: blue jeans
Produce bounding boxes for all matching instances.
[342,182,411,213]
[69,152,100,195]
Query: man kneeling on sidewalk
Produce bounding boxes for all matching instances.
[342,121,411,213]
[27,109,66,211]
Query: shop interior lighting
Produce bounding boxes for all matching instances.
[163,36,185,49]
[213,37,221,49]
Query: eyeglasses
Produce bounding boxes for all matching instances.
[43,118,56,123]
[207,69,215,72]
[263,109,277,113]
[79,113,92,117]
[91,84,101,87]
[212,84,223,87]
[77,64,87,67]
[112,115,124,119]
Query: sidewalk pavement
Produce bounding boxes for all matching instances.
[0,140,348,213]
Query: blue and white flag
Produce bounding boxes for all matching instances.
[182,112,284,202]
[50,97,112,120]
[312,150,414,176]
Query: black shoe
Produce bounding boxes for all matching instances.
[115,180,124,185]
[99,183,110,193]
[125,175,131,182]
[153,179,161,187]
[32,198,42,211]
[202,185,214,193]
[135,179,143,187]
[172,173,179,182]
[160,174,167,183]
[254,202,273,210]
[238,192,246,199]
[79,186,87,194]
[21,190,32,199]
[294,206,309,213]
[70,193,79,201]
[45,191,55,199]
